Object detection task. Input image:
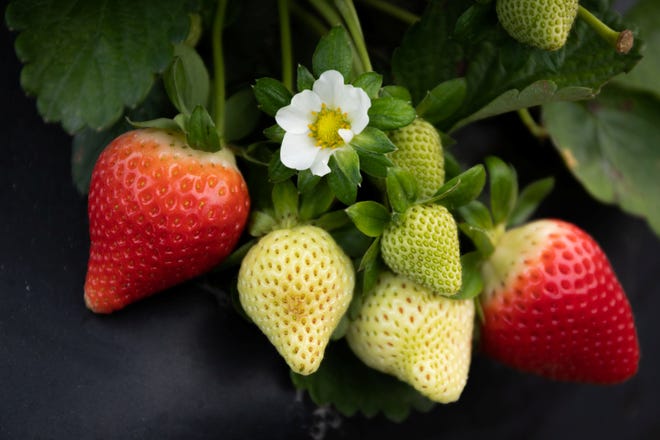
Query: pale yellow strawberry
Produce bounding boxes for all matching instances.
[346,271,475,403]
[388,118,445,200]
[380,204,462,296]
[237,225,355,375]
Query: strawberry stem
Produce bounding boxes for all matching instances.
[212,0,229,146]
[517,108,548,139]
[577,5,634,54]
[356,0,419,26]
[335,0,373,73]
[278,0,294,91]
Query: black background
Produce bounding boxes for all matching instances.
[2,2,659,439]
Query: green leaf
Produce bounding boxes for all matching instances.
[268,152,297,183]
[164,43,210,116]
[253,77,293,116]
[458,200,493,231]
[224,87,260,141]
[296,64,315,91]
[543,85,660,236]
[391,0,642,132]
[614,0,660,99]
[359,238,382,295]
[416,78,467,125]
[328,149,362,205]
[346,201,390,238]
[350,126,397,155]
[508,177,555,227]
[272,180,299,221]
[452,252,484,300]
[368,97,417,131]
[312,26,353,79]
[290,340,435,422]
[386,167,418,213]
[379,85,412,102]
[332,225,374,259]
[459,223,494,257]
[429,164,486,209]
[185,106,221,152]
[300,180,335,221]
[391,0,464,105]
[443,150,463,181]
[485,156,518,226]
[6,0,190,133]
[353,72,383,99]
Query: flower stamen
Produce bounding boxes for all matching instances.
[307,103,351,149]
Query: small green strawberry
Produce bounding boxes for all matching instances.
[237,225,355,375]
[388,118,445,200]
[496,0,579,51]
[380,204,462,296]
[346,271,475,403]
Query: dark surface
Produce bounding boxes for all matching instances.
[2,9,660,440]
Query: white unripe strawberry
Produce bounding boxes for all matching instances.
[346,271,475,403]
[237,225,355,375]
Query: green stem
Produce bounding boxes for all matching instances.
[278,0,294,91]
[335,0,372,73]
[356,0,419,25]
[577,5,634,54]
[212,0,228,145]
[308,0,343,26]
[517,108,548,139]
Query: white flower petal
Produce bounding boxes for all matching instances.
[341,87,371,134]
[310,149,334,176]
[338,128,354,144]
[313,70,345,107]
[275,90,321,133]
[280,132,320,170]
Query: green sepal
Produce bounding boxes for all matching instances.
[242,142,274,167]
[458,200,494,231]
[350,127,397,155]
[452,252,484,300]
[386,167,418,214]
[453,2,492,42]
[297,170,321,194]
[459,223,495,257]
[186,105,221,152]
[312,26,353,79]
[224,88,260,142]
[415,78,467,126]
[443,150,463,181]
[128,117,182,132]
[253,77,293,116]
[359,237,382,296]
[355,150,394,178]
[379,85,412,102]
[248,210,278,237]
[213,238,257,272]
[263,124,285,142]
[164,43,210,116]
[332,225,374,259]
[310,210,351,231]
[353,72,383,99]
[508,177,555,227]
[268,152,297,183]
[272,180,299,222]
[368,97,417,131]
[485,156,518,226]
[300,180,335,221]
[345,201,390,238]
[428,164,486,209]
[330,314,350,341]
[297,64,316,91]
[328,149,362,205]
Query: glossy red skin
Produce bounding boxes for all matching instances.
[480,220,639,383]
[84,129,250,313]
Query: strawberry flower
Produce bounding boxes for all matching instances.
[275,70,371,176]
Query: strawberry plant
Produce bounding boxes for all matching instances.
[4,0,659,431]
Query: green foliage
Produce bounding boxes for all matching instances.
[312,26,353,79]
[6,0,190,133]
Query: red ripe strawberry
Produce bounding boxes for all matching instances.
[84,128,250,313]
[480,219,639,383]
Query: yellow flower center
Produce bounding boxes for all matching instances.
[308,103,351,149]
